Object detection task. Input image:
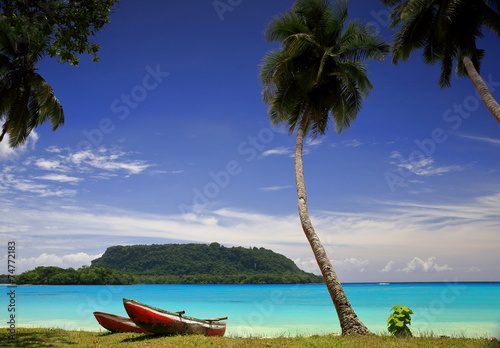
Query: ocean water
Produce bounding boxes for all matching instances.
[1,283,499,338]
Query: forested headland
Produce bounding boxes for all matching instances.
[2,243,323,285]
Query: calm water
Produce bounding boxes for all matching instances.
[1,283,499,337]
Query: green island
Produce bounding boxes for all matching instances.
[2,243,323,285]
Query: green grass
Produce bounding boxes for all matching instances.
[1,328,498,348]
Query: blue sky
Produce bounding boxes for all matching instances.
[1,0,499,282]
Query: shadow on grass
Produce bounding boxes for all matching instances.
[1,330,76,347]
[120,333,170,343]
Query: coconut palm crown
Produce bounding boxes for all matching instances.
[261,0,388,136]
[381,0,500,122]
[260,0,388,335]
[0,20,64,148]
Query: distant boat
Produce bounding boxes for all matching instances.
[93,311,149,333]
[123,298,227,336]
[378,282,390,285]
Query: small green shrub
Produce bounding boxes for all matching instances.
[387,304,413,337]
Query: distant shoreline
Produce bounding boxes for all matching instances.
[344,281,500,284]
[1,281,499,286]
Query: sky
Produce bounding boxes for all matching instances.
[1,0,499,283]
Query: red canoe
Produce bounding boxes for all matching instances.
[123,298,227,336]
[93,311,149,333]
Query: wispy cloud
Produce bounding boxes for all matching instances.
[68,149,151,174]
[1,146,155,198]
[380,260,394,273]
[398,257,452,273]
[259,185,293,191]
[460,134,500,146]
[6,252,103,273]
[34,158,69,172]
[389,151,464,176]
[0,174,78,197]
[332,258,369,272]
[344,139,364,147]
[151,170,184,174]
[3,188,499,281]
[0,129,39,160]
[331,139,364,148]
[306,138,324,147]
[34,174,83,183]
[261,146,293,157]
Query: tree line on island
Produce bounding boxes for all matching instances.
[2,243,323,285]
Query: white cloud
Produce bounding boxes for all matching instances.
[306,138,324,147]
[1,175,78,197]
[261,146,293,157]
[13,252,103,273]
[0,129,39,160]
[46,146,63,153]
[1,146,155,198]
[68,149,151,174]
[295,258,320,274]
[35,158,68,172]
[330,139,364,148]
[150,170,184,175]
[295,258,369,275]
[389,151,464,176]
[332,258,369,272]
[3,190,500,281]
[460,134,500,146]
[259,185,293,191]
[344,139,364,148]
[398,257,453,273]
[34,174,83,183]
[380,261,394,273]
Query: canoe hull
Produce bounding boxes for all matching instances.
[123,298,226,336]
[93,312,149,333]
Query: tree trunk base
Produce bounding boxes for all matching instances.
[342,324,371,336]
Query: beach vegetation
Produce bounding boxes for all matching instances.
[259,0,388,335]
[1,328,496,347]
[387,304,413,337]
[380,0,500,123]
[8,265,322,285]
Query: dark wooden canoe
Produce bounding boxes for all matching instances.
[123,298,227,336]
[93,311,149,333]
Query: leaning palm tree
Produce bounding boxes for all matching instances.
[381,0,500,123]
[0,20,64,148]
[260,0,388,335]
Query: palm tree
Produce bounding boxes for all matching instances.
[0,20,64,148]
[381,0,500,123]
[259,0,388,335]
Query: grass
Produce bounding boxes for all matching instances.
[1,328,499,348]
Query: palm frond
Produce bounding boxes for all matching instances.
[0,20,62,147]
[338,22,389,63]
[385,0,499,89]
[264,12,308,44]
[438,45,455,88]
[259,0,388,137]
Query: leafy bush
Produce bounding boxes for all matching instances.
[387,304,413,337]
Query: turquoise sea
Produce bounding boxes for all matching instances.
[1,283,499,338]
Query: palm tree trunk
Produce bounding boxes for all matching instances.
[462,56,500,123]
[294,122,370,336]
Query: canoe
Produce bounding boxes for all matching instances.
[93,311,149,333]
[123,298,227,336]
